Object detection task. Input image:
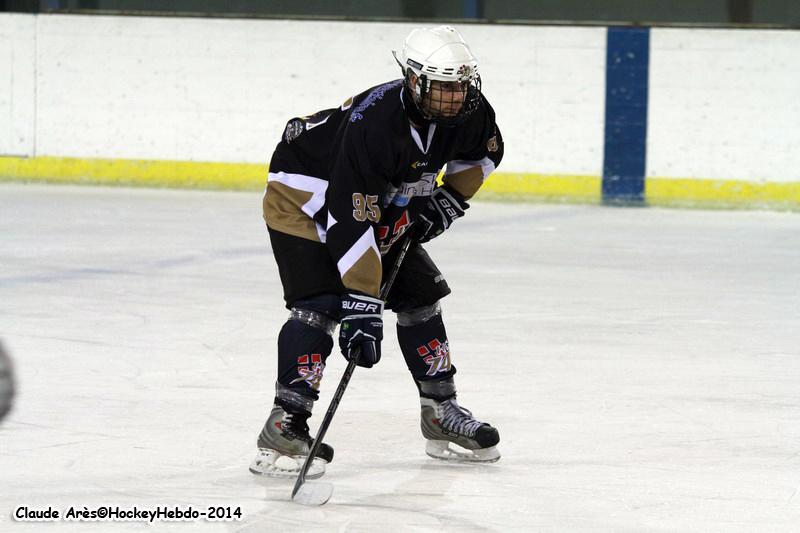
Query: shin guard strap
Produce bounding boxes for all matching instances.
[397,302,442,327]
[290,308,338,336]
[275,382,314,413]
[419,376,456,400]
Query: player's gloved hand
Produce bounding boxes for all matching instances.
[416,185,470,244]
[339,293,384,368]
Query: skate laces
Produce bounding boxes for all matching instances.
[439,399,484,438]
[281,411,312,443]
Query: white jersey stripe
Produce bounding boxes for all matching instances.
[409,122,437,154]
[326,211,338,231]
[268,171,329,241]
[337,227,380,279]
[445,157,496,180]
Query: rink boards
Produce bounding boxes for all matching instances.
[0,14,798,209]
[2,156,798,210]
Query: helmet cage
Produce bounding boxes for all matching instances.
[406,71,481,126]
[393,49,482,126]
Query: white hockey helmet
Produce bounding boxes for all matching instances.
[393,25,482,125]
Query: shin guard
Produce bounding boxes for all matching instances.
[397,307,457,384]
[276,298,338,401]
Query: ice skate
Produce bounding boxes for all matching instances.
[250,402,334,479]
[418,379,500,463]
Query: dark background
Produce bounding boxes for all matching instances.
[2,0,799,27]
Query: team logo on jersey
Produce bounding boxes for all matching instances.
[487,135,499,153]
[284,119,304,143]
[290,353,324,390]
[377,210,412,255]
[417,339,452,376]
[411,160,429,169]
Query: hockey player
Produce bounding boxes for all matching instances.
[0,341,14,423]
[251,25,504,478]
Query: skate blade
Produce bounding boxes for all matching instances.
[249,449,327,479]
[425,440,501,463]
[292,481,334,506]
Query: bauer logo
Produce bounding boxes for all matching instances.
[342,301,379,313]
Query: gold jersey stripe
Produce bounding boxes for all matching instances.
[262,181,321,242]
[443,166,484,200]
[341,247,382,297]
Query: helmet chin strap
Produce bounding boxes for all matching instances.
[401,78,432,127]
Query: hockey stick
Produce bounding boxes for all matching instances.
[292,230,415,506]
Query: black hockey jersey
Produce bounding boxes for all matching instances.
[262,79,504,298]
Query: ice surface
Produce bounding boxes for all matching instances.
[292,481,334,506]
[1,183,799,531]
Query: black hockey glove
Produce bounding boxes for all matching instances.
[339,293,383,368]
[416,185,470,244]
